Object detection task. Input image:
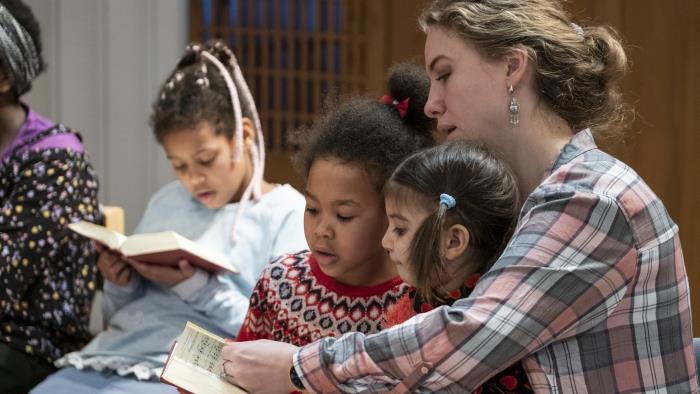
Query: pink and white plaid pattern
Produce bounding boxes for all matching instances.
[294,130,699,393]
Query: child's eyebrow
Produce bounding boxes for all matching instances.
[304,190,318,200]
[335,200,359,207]
[388,213,408,221]
[166,147,216,160]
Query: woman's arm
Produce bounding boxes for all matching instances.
[224,191,639,393]
[294,192,637,392]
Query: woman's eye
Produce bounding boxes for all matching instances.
[437,73,450,82]
[305,207,318,215]
[393,227,406,236]
[337,214,354,222]
[173,164,186,172]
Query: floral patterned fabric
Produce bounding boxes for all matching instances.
[0,125,101,364]
[384,274,533,394]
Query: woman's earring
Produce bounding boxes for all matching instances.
[508,84,519,127]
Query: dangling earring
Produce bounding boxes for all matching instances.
[508,84,519,127]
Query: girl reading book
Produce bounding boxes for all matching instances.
[381,141,527,393]
[230,64,434,349]
[31,40,307,393]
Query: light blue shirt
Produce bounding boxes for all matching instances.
[58,182,306,377]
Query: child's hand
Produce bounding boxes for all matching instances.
[220,340,300,393]
[96,249,132,287]
[129,259,195,287]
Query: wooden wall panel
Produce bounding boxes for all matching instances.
[569,0,700,336]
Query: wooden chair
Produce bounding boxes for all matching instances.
[88,205,125,335]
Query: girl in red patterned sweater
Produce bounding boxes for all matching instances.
[233,64,435,349]
[382,141,531,394]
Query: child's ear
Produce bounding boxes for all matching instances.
[241,117,255,148]
[228,117,256,153]
[442,224,470,261]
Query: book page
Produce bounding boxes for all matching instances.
[173,321,226,373]
[121,232,238,274]
[162,322,247,394]
[67,221,127,250]
[163,357,247,394]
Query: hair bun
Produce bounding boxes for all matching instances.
[386,62,435,136]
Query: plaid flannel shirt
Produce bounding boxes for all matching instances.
[294,130,699,393]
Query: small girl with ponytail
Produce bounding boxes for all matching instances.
[32,40,307,393]
[230,63,434,350]
[382,141,531,393]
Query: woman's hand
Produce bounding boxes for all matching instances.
[221,340,300,394]
[96,244,132,287]
[129,259,195,287]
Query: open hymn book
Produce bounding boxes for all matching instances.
[67,221,238,274]
[160,321,248,394]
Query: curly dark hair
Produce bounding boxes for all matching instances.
[385,141,520,304]
[150,40,257,142]
[293,62,436,190]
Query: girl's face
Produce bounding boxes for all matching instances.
[382,194,431,286]
[304,158,392,286]
[423,26,511,153]
[161,120,252,209]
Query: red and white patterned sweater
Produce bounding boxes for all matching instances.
[236,250,407,346]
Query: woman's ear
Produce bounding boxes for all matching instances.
[442,224,470,261]
[503,44,529,88]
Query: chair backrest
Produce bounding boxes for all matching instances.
[88,205,125,335]
[103,205,125,234]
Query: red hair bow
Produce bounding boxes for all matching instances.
[380,94,410,119]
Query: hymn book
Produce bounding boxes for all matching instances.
[68,221,238,274]
[160,321,247,394]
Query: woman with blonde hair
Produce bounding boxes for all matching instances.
[221,1,698,392]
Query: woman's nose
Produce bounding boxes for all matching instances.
[424,87,444,119]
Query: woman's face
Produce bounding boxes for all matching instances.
[161,121,252,209]
[424,26,511,153]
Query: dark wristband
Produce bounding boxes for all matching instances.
[289,364,305,390]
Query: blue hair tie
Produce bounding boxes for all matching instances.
[439,193,456,209]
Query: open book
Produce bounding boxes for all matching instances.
[68,221,238,274]
[161,321,248,394]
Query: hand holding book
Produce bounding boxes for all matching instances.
[95,241,198,288]
[161,321,248,394]
[96,246,133,287]
[69,221,239,275]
